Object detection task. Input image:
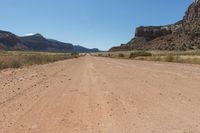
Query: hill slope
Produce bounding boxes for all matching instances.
[20,34,74,52]
[0,30,28,51]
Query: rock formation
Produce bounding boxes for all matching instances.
[109,0,200,51]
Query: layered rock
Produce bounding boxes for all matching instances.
[135,26,172,41]
[109,0,200,51]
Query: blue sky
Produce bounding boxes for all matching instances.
[0,0,192,50]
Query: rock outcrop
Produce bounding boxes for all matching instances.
[135,26,172,41]
[184,0,200,22]
[109,0,200,51]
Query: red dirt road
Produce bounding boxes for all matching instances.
[1,55,200,133]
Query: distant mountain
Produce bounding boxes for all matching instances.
[73,45,100,53]
[0,30,27,51]
[20,34,74,52]
[0,30,100,52]
[109,0,200,51]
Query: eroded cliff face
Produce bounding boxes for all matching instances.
[109,0,200,51]
[184,0,200,22]
[135,26,172,41]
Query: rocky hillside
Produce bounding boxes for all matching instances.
[20,34,74,52]
[0,30,101,52]
[0,30,28,51]
[110,0,200,51]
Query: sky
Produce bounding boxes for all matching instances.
[0,0,193,50]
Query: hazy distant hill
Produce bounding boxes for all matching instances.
[73,45,100,53]
[0,30,100,52]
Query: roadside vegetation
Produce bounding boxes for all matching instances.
[92,50,200,64]
[0,51,80,70]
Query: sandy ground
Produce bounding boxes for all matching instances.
[1,55,200,133]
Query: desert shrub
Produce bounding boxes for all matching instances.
[129,51,152,58]
[174,56,181,62]
[179,57,200,64]
[10,59,22,68]
[118,53,124,58]
[189,58,200,64]
[0,57,22,69]
[98,54,103,56]
[25,55,45,64]
[164,55,174,62]
[0,61,6,69]
[149,56,162,61]
[71,52,79,57]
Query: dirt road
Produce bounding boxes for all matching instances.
[1,55,200,133]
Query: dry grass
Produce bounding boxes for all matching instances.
[144,55,200,64]
[0,51,79,70]
[129,51,152,58]
[92,50,200,64]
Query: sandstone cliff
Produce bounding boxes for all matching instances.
[109,1,200,51]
